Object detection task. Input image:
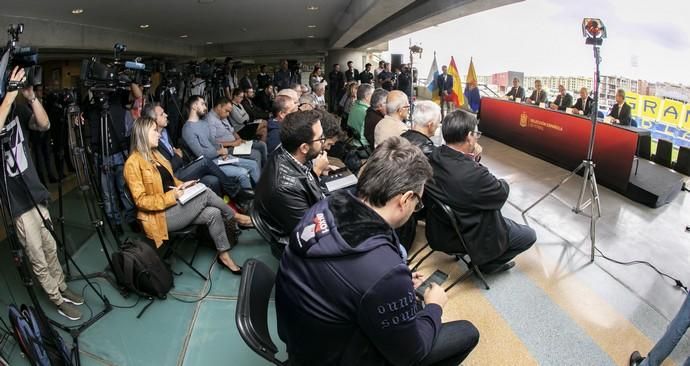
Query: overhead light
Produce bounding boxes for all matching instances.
[206,41,214,45]
[307,25,317,29]
[179,34,189,38]
[139,24,150,29]
[307,5,319,11]
[307,35,315,38]
[71,8,84,14]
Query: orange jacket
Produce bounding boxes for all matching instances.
[123,151,182,247]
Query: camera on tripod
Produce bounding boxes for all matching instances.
[80,43,151,90]
[0,23,42,99]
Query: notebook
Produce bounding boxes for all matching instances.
[216,157,240,166]
[323,174,358,193]
[232,140,253,156]
[177,182,207,205]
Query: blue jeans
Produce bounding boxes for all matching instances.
[642,292,690,366]
[176,157,242,197]
[100,153,136,225]
[215,157,259,189]
[233,140,268,170]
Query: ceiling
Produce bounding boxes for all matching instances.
[0,0,349,45]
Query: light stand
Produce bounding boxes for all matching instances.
[408,40,423,116]
[521,18,607,263]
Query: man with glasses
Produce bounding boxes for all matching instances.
[426,110,536,275]
[253,110,329,255]
[276,136,479,366]
[374,90,410,147]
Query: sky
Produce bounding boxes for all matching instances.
[386,0,690,85]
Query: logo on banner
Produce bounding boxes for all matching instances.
[519,112,528,128]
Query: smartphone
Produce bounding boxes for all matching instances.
[415,270,448,299]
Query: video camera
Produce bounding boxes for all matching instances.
[80,43,151,89]
[0,23,42,100]
[185,59,225,82]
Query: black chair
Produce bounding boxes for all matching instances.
[124,185,208,281]
[249,202,285,259]
[235,259,287,366]
[674,146,690,176]
[411,188,490,291]
[164,226,208,281]
[637,134,651,160]
[653,139,674,168]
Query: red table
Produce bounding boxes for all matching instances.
[479,97,639,192]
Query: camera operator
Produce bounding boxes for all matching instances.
[0,67,85,320]
[84,83,140,235]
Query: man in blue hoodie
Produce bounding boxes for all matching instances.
[276,136,479,366]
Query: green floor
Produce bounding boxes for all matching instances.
[0,189,284,365]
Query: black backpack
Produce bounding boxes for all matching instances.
[111,239,173,299]
[8,304,73,366]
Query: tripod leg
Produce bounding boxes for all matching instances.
[588,169,601,263]
[574,161,592,214]
[522,161,585,216]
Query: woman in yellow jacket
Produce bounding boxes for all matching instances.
[124,116,250,274]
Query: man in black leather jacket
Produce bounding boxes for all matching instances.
[253,110,329,248]
[401,100,441,158]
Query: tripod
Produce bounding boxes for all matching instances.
[522,44,603,263]
[65,94,125,291]
[0,121,112,366]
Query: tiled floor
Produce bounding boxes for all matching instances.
[1,137,689,365]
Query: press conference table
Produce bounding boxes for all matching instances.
[479,97,643,192]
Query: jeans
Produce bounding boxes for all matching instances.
[215,157,260,189]
[233,140,268,170]
[641,292,690,366]
[420,320,480,366]
[176,157,242,197]
[100,153,136,225]
[479,217,536,272]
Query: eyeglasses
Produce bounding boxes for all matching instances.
[310,135,326,144]
[401,105,411,110]
[472,130,482,139]
[412,192,424,212]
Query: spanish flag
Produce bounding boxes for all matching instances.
[448,56,464,107]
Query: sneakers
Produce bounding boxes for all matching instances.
[57,302,82,321]
[479,261,516,275]
[61,288,84,305]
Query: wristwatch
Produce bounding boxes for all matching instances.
[28,95,37,103]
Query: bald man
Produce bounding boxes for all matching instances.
[374,90,410,147]
[572,88,594,116]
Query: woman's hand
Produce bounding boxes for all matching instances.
[173,186,185,199]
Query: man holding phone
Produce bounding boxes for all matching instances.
[276,137,479,366]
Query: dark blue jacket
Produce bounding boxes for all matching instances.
[275,191,442,366]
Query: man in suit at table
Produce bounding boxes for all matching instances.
[526,80,547,106]
[549,85,573,111]
[572,87,594,117]
[608,89,632,126]
[505,77,525,102]
[437,65,454,117]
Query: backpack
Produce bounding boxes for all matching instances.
[111,238,173,299]
[8,304,73,366]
